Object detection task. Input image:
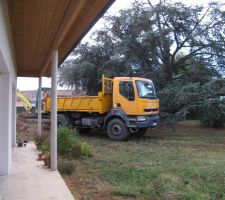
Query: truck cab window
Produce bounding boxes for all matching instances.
[136,80,156,99]
[119,81,135,101]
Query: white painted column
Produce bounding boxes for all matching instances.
[11,83,17,147]
[0,73,12,175]
[51,50,58,171]
[38,77,42,135]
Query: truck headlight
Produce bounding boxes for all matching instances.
[137,116,147,122]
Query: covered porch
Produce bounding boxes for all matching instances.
[0,143,74,200]
[0,0,115,198]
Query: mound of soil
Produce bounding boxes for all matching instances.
[17,112,50,141]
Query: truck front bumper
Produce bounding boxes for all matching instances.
[137,115,160,128]
[126,115,160,128]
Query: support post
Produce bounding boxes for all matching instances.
[11,83,17,147]
[38,77,42,135]
[51,50,58,171]
[0,74,12,175]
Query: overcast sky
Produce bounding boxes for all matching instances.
[17,0,217,91]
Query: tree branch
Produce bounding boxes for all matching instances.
[174,45,211,69]
[146,0,154,8]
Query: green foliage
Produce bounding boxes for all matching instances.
[41,138,50,154]
[158,81,202,114]
[59,1,224,94]
[57,127,93,157]
[58,162,75,175]
[103,167,162,197]
[80,142,92,157]
[33,127,93,158]
[159,79,225,128]
[34,132,49,145]
[34,133,50,151]
[71,142,92,158]
[200,99,225,128]
[57,127,80,156]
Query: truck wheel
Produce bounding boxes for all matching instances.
[107,118,130,141]
[134,128,148,137]
[57,114,69,128]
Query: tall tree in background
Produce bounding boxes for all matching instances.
[59,0,224,93]
[58,0,225,127]
[145,0,225,81]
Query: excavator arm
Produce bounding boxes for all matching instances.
[16,90,32,111]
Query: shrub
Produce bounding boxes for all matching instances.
[34,133,49,145]
[200,99,225,128]
[80,142,92,157]
[158,79,225,129]
[34,132,49,150]
[58,162,75,175]
[57,127,80,156]
[41,138,50,154]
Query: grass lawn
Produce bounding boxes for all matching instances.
[61,121,225,200]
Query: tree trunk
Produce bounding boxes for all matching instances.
[163,59,173,82]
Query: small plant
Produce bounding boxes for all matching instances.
[34,132,49,150]
[57,127,80,156]
[44,153,51,168]
[41,138,50,154]
[80,142,92,157]
[71,145,81,157]
[58,162,75,175]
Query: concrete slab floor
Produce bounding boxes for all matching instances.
[0,143,74,200]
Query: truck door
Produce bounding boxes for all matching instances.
[113,80,137,115]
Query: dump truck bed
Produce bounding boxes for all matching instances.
[44,92,112,114]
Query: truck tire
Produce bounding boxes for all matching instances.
[133,128,148,137]
[107,118,130,141]
[57,114,74,128]
[57,114,69,128]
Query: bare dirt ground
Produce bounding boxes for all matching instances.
[16,112,50,142]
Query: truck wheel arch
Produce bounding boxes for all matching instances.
[103,109,126,129]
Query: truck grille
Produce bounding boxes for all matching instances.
[144,109,158,112]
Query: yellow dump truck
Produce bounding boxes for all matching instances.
[43,75,159,140]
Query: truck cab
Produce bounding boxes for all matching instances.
[104,77,159,140]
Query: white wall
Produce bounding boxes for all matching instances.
[0,0,16,80]
[0,0,17,175]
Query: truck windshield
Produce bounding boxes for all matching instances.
[136,80,156,99]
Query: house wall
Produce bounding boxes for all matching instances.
[0,0,17,175]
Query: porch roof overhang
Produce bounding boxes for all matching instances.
[8,0,115,77]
